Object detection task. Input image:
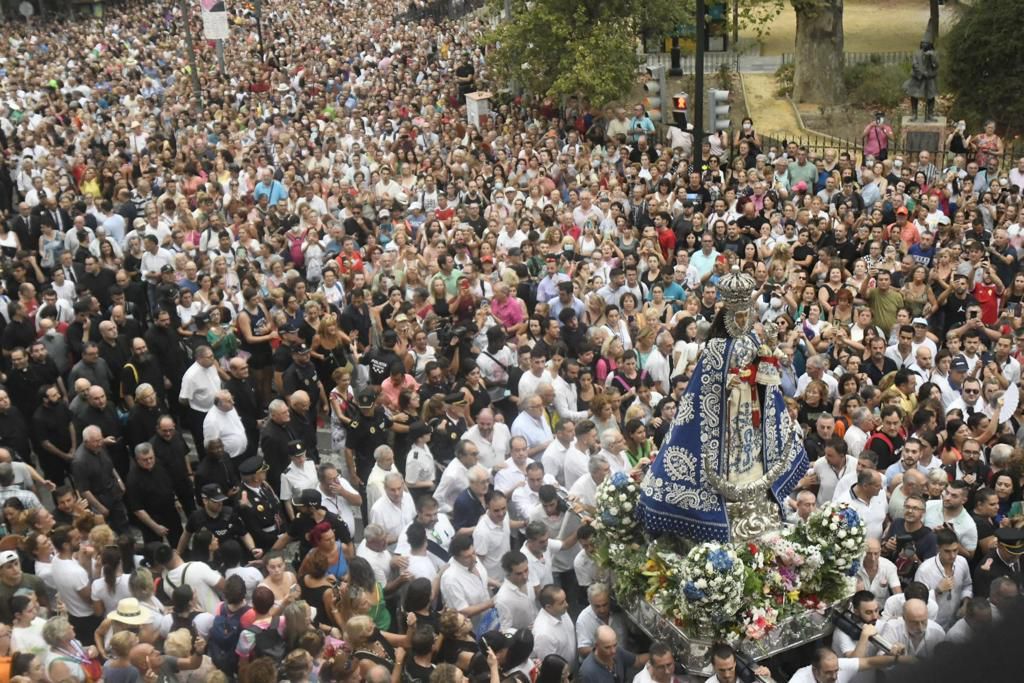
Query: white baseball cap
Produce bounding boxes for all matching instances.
[0,550,19,566]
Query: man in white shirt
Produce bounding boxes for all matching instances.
[542,420,576,487]
[156,544,224,614]
[923,481,977,559]
[50,526,99,641]
[598,429,630,474]
[913,528,973,629]
[512,463,557,521]
[811,438,858,504]
[510,393,554,458]
[843,408,875,459]
[494,550,538,631]
[462,409,510,470]
[316,462,361,534]
[796,354,840,400]
[472,490,514,580]
[524,520,569,594]
[785,648,898,683]
[395,496,456,556]
[552,362,588,422]
[644,332,675,395]
[532,585,576,664]
[878,598,946,658]
[831,591,881,665]
[365,446,400,513]
[434,441,480,514]
[945,597,991,644]
[833,470,888,540]
[856,539,901,603]
[564,421,599,488]
[632,641,685,683]
[369,473,417,545]
[179,346,222,456]
[356,524,396,587]
[202,391,248,460]
[440,535,495,629]
[494,436,533,495]
[569,456,610,510]
[575,583,629,659]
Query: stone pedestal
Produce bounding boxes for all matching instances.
[901,116,946,159]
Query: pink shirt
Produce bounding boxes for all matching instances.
[381,375,420,409]
[492,296,524,329]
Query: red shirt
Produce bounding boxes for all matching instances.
[657,227,676,261]
[973,282,1000,324]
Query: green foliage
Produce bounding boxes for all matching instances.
[736,0,785,41]
[483,0,687,106]
[774,62,795,98]
[842,59,910,111]
[943,0,1024,133]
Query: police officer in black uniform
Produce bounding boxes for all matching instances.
[345,390,400,521]
[237,456,284,552]
[282,342,328,420]
[271,489,353,567]
[429,392,469,467]
[178,483,264,560]
[974,527,1024,598]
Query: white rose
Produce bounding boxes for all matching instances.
[696,579,708,589]
[838,530,847,539]
[609,507,619,515]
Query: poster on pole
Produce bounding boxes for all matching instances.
[200,0,229,40]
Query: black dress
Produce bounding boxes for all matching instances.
[301,579,332,627]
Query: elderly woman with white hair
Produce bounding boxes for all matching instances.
[42,615,102,683]
[364,445,400,512]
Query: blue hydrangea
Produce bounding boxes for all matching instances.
[601,511,618,526]
[707,548,734,573]
[683,581,706,602]
[838,507,861,528]
[846,559,861,577]
[611,471,630,487]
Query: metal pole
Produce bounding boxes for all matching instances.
[255,0,265,62]
[694,0,705,172]
[180,0,203,110]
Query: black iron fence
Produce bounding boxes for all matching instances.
[759,131,1024,170]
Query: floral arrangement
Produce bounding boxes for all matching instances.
[592,471,641,542]
[592,474,867,642]
[676,543,747,633]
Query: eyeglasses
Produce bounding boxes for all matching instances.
[963,389,980,394]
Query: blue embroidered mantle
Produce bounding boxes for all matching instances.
[636,333,809,543]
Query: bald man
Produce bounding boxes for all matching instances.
[579,624,647,683]
[879,598,946,658]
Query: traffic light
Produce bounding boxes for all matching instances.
[705,88,731,133]
[672,92,688,129]
[643,65,668,124]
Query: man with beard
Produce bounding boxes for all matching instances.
[32,384,76,484]
[121,337,166,409]
[150,415,196,515]
[68,342,113,398]
[124,383,162,450]
[50,525,102,645]
[226,356,262,460]
[144,308,185,409]
[29,340,66,399]
[126,442,184,546]
[96,320,130,400]
[832,590,883,659]
[193,438,240,507]
[74,385,127,476]
[72,425,129,533]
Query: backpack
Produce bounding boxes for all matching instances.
[208,603,247,674]
[248,615,288,662]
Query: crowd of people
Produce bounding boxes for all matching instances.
[0,0,1022,680]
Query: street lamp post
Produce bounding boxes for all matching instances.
[179,0,203,110]
[693,0,706,172]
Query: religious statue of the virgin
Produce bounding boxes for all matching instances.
[637,267,808,543]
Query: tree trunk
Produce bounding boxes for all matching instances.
[791,0,845,104]
[928,0,939,42]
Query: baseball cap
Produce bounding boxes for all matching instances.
[896,207,909,216]
[951,357,969,373]
[201,484,228,502]
[912,317,928,326]
[0,550,18,566]
[292,489,323,507]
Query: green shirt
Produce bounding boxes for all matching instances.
[866,288,905,335]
